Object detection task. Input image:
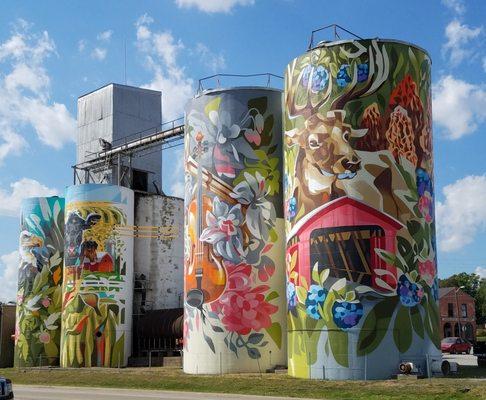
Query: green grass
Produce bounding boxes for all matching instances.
[1,366,485,400]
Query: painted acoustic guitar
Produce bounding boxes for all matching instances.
[185,132,227,308]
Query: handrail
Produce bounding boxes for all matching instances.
[308,24,364,50]
[197,73,283,93]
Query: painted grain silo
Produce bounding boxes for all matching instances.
[284,39,439,379]
[14,196,64,367]
[183,87,287,374]
[61,184,134,368]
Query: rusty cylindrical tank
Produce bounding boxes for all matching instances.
[284,39,438,379]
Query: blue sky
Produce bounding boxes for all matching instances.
[0,0,485,301]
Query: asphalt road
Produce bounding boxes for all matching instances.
[14,385,305,400]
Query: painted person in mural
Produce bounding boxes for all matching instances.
[15,197,64,367]
[61,187,131,368]
[184,90,285,368]
[284,40,439,377]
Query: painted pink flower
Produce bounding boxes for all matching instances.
[418,259,436,286]
[418,193,433,223]
[14,322,20,345]
[258,262,275,282]
[39,332,51,344]
[17,294,24,305]
[211,262,277,335]
[41,297,51,308]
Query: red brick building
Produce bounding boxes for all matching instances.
[439,287,476,341]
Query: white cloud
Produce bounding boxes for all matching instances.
[442,19,483,66]
[436,175,486,252]
[432,75,486,139]
[442,0,466,14]
[0,178,59,217]
[78,39,86,52]
[0,20,76,160]
[97,30,113,42]
[195,43,226,72]
[135,15,193,121]
[91,47,107,61]
[175,0,254,13]
[0,250,19,302]
[475,266,486,279]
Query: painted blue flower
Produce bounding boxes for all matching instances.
[332,301,364,330]
[305,284,327,320]
[301,64,312,88]
[416,168,433,197]
[336,64,352,87]
[311,65,329,93]
[397,275,424,307]
[287,281,297,310]
[287,197,297,219]
[357,63,369,82]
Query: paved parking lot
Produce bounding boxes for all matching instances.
[442,353,479,366]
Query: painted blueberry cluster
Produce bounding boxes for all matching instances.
[305,284,327,320]
[332,301,364,330]
[397,275,424,307]
[301,64,329,93]
[287,281,297,310]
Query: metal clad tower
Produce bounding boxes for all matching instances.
[77,84,162,192]
[15,196,65,367]
[183,87,287,374]
[284,39,439,379]
[61,184,134,367]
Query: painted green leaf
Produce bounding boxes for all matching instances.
[410,305,424,339]
[265,291,279,302]
[204,97,221,116]
[357,297,398,356]
[296,287,307,304]
[328,329,349,367]
[265,322,282,349]
[247,333,264,344]
[393,306,412,353]
[110,333,125,367]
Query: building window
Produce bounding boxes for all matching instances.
[461,304,467,318]
[448,303,454,317]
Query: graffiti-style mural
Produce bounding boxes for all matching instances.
[183,88,287,374]
[61,184,134,368]
[284,40,439,379]
[14,197,64,367]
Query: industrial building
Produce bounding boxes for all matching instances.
[0,303,15,368]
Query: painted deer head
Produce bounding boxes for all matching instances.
[286,40,389,199]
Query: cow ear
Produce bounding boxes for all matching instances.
[285,128,300,144]
[351,128,368,138]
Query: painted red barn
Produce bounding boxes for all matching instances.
[287,196,404,289]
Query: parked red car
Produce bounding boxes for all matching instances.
[441,337,472,354]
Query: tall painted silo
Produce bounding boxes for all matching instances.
[61,184,134,368]
[284,39,439,379]
[183,87,287,374]
[14,196,64,367]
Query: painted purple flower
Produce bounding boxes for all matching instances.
[337,64,352,87]
[305,284,327,320]
[357,63,369,82]
[416,168,433,197]
[397,275,424,307]
[332,301,363,330]
[287,281,297,310]
[200,197,246,264]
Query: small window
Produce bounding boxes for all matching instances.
[448,303,454,317]
[461,304,467,318]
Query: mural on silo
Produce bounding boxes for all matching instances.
[61,184,134,368]
[184,88,286,374]
[14,197,64,367]
[284,40,439,379]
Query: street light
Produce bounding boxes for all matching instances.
[454,286,465,339]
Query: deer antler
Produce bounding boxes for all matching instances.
[285,54,333,120]
[331,40,390,110]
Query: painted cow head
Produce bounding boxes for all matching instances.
[65,212,101,265]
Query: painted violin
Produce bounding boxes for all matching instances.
[185,132,226,308]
